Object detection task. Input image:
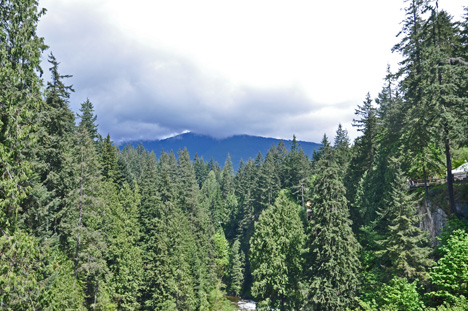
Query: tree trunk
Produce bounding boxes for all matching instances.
[445,137,457,215]
[74,151,84,281]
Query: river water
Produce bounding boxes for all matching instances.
[226,296,256,310]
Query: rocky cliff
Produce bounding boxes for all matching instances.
[419,184,468,246]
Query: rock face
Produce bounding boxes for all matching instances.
[419,201,448,246]
[419,200,468,246]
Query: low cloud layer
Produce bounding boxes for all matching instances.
[40,0,422,144]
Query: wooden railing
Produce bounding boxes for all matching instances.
[409,176,468,189]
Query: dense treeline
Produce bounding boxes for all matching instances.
[2,0,468,310]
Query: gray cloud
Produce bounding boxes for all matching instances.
[38,1,354,144]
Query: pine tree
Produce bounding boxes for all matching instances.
[156,150,178,203]
[227,239,245,297]
[286,136,311,204]
[0,0,47,233]
[220,154,235,199]
[77,98,99,141]
[250,190,307,310]
[376,157,433,282]
[193,153,208,188]
[346,93,379,232]
[394,0,438,201]
[103,182,144,310]
[235,158,259,294]
[428,229,468,305]
[200,170,225,227]
[424,6,467,215]
[100,134,121,185]
[0,230,86,310]
[349,93,378,173]
[61,125,112,309]
[306,146,361,311]
[24,52,76,237]
[333,124,351,171]
[257,146,281,209]
[275,140,289,188]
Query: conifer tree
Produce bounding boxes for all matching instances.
[275,140,289,188]
[258,146,281,208]
[227,239,245,297]
[346,94,378,231]
[0,230,86,310]
[428,229,468,305]
[0,0,46,233]
[424,6,467,215]
[333,124,351,171]
[77,98,99,141]
[193,153,208,188]
[25,52,76,236]
[235,158,259,293]
[286,135,311,205]
[200,170,225,227]
[376,157,433,282]
[104,182,144,310]
[100,134,121,185]
[394,0,437,200]
[306,145,361,311]
[250,190,307,310]
[220,154,235,199]
[61,125,113,309]
[156,150,178,203]
[220,154,239,236]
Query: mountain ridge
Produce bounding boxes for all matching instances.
[122,132,321,170]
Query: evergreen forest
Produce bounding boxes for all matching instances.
[3,0,468,310]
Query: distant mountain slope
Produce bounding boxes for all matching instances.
[123,133,320,170]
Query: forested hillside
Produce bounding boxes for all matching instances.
[2,1,468,311]
[127,132,320,171]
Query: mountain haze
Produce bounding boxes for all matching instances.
[123,132,320,169]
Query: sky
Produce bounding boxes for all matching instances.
[37,0,466,144]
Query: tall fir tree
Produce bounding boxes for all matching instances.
[346,93,378,232]
[333,124,351,172]
[250,190,307,310]
[424,6,468,215]
[77,98,99,141]
[100,134,121,185]
[61,124,113,309]
[227,238,245,297]
[0,0,47,233]
[25,52,76,237]
[306,145,361,311]
[376,157,433,282]
[257,146,281,209]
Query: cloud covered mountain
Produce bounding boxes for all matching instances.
[123,132,320,170]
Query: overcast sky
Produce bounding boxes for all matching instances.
[37,0,465,144]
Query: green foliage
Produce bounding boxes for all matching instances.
[427,229,468,304]
[436,216,468,256]
[376,158,433,282]
[207,282,237,311]
[0,231,85,310]
[227,239,244,297]
[356,277,425,311]
[100,134,121,185]
[103,182,144,310]
[0,0,47,232]
[307,145,361,311]
[213,231,229,277]
[24,52,75,237]
[77,98,99,141]
[250,190,307,310]
[4,1,468,309]
[427,296,468,311]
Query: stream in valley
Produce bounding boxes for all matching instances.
[226,296,256,310]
